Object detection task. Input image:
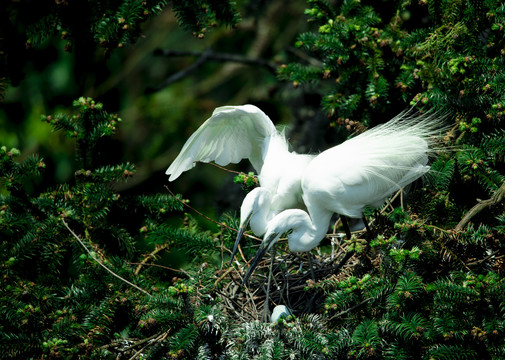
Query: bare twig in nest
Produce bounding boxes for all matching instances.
[62,219,152,297]
[455,181,505,230]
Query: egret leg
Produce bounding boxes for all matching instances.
[362,214,371,234]
[340,215,352,240]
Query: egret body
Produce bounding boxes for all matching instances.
[166,105,313,261]
[242,111,446,283]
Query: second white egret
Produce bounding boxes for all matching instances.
[241,111,447,284]
[166,105,313,262]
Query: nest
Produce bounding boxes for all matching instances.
[214,227,368,322]
[213,191,405,323]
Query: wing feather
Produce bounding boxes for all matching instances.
[166,105,278,181]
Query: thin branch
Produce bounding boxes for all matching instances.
[62,219,152,297]
[148,48,212,93]
[128,262,192,278]
[148,48,277,93]
[328,297,373,321]
[208,161,257,177]
[155,48,277,72]
[455,181,505,230]
[134,244,169,275]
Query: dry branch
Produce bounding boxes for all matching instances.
[455,181,505,230]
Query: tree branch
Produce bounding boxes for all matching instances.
[148,47,277,93]
[62,219,152,297]
[155,48,277,72]
[455,181,505,231]
[148,48,213,93]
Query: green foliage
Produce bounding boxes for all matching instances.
[234,171,259,191]
[0,99,223,359]
[456,130,505,194]
[172,0,240,36]
[279,0,505,127]
[2,1,505,359]
[0,0,239,99]
[225,314,351,359]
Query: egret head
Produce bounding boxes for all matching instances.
[241,209,313,285]
[230,187,272,264]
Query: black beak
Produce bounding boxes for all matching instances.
[230,225,246,265]
[241,232,277,285]
[230,213,252,265]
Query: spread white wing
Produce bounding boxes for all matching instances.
[166,105,278,181]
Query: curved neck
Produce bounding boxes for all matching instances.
[288,209,333,252]
[250,206,276,236]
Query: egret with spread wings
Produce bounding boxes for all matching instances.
[166,105,313,262]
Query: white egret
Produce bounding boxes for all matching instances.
[166,105,313,262]
[241,111,447,284]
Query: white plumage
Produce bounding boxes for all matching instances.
[166,104,446,282]
[240,110,446,283]
[166,105,313,263]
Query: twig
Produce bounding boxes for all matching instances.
[128,331,170,360]
[208,162,259,179]
[62,219,152,297]
[134,244,169,275]
[328,297,373,321]
[149,48,212,93]
[466,251,503,267]
[128,262,192,278]
[121,332,161,352]
[214,267,235,287]
[155,48,277,73]
[455,181,505,230]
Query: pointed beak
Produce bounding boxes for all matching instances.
[230,213,252,265]
[230,226,246,265]
[241,232,278,285]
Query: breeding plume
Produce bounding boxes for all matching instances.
[166,105,313,262]
[241,111,446,283]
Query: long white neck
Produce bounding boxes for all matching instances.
[293,209,332,252]
[241,187,275,236]
[268,209,332,252]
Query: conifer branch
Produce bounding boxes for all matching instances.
[164,186,262,242]
[62,219,152,297]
